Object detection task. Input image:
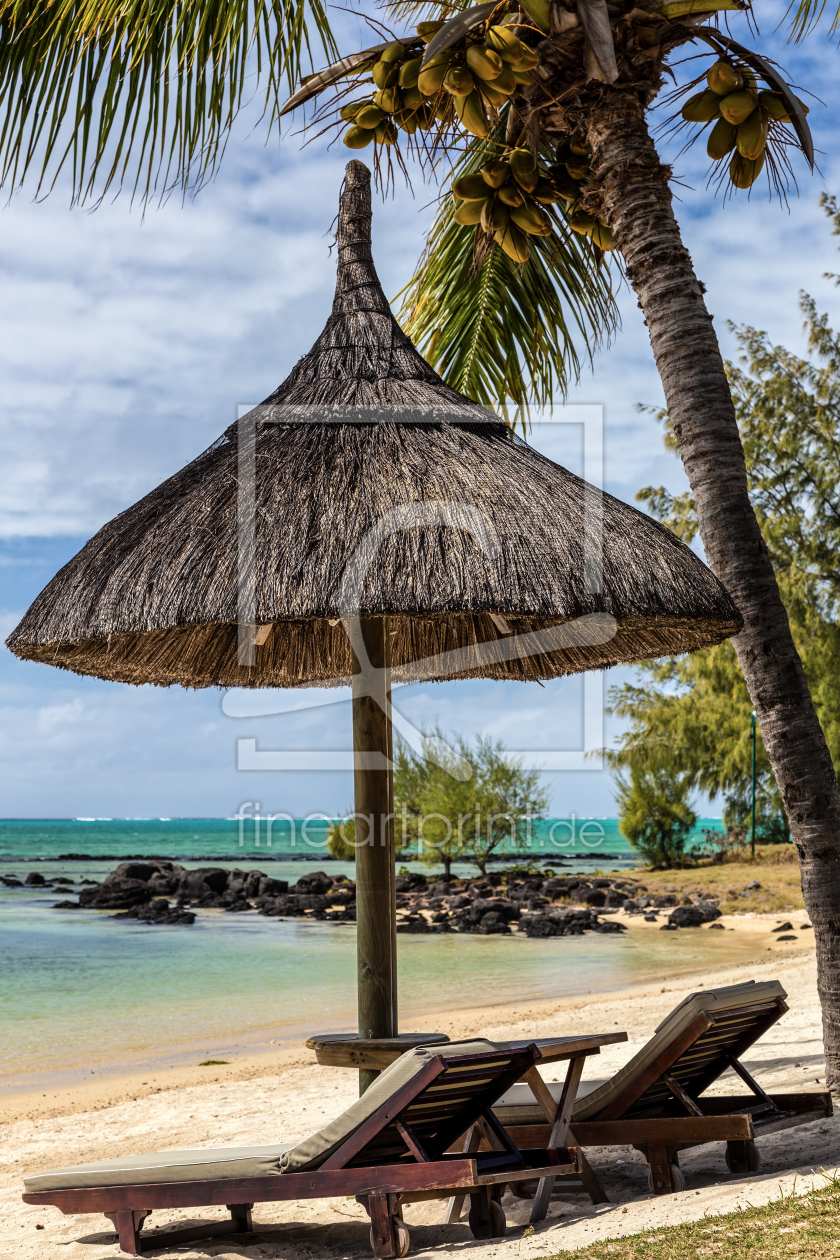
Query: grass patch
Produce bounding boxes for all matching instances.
[198,1059,229,1066]
[613,848,806,916]
[539,1177,839,1259]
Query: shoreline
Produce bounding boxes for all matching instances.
[0,910,815,1123]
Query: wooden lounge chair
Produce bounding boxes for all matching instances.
[493,981,833,1195]
[22,1040,582,1257]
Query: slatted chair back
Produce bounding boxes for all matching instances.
[325,1045,540,1171]
[599,994,787,1122]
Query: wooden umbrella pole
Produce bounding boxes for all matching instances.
[352,615,397,1094]
[385,640,399,1032]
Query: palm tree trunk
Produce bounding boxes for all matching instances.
[586,85,840,1087]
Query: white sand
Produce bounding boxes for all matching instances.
[2,938,837,1259]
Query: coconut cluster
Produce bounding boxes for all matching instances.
[452,149,558,263]
[324,12,619,263]
[451,139,615,262]
[682,58,808,189]
[340,21,538,149]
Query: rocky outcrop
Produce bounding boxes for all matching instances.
[49,860,723,938]
[71,861,293,917]
[113,898,196,926]
[518,907,624,938]
[78,862,163,909]
[395,872,427,892]
[668,902,722,928]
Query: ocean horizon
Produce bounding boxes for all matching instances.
[0,816,726,865]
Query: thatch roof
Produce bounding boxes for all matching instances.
[6,161,741,690]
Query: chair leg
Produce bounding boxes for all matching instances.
[444,1194,465,1223]
[368,1192,397,1259]
[105,1204,252,1255]
[726,1140,762,1175]
[226,1202,254,1232]
[529,1171,556,1223]
[647,1144,673,1194]
[105,1211,150,1255]
[446,1122,481,1224]
[577,1151,609,1205]
[646,1146,685,1194]
[531,1052,587,1224]
[467,1187,492,1239]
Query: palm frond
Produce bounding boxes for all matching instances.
[421,2,499,64]
[784,0,840,40]
[280,41,395,116]
[397,134,618,415]
[0,0,340,202]
[385,1,472,24]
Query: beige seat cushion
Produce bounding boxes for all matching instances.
[24,1144,293,1193]
[571,979,786,1121]
[280,1038,499,1173]
[26,1039,501,1192]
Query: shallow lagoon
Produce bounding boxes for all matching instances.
[1,860,762,1092]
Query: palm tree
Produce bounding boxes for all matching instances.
[2,0,839,1086]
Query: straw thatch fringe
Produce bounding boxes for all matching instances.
[17,613,739,690]
[6,162,741,688]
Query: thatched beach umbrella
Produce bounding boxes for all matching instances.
[8,161,740,1076]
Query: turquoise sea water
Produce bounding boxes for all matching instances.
[0,817,724,864]
[0,818,732,1093]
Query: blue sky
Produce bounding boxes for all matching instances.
[1,2,839,820]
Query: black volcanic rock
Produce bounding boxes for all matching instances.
[468,898,519,925]
[177,867,229,901]
[521,915,559,938]
[477,911,510,934]
[293,871,333,895]
[668,905,707,928]
[395,872,427,892]
[117,862,161,882]
[694,900,721,922]
[113,897,195,925]
[78,860,182,909]
[79,876,152,909]
[397,915,431,933]
[520,908,602,938]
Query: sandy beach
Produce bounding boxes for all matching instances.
[1,913,836,1260]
